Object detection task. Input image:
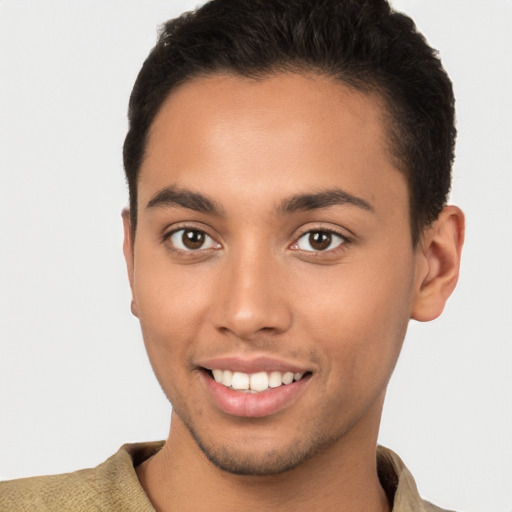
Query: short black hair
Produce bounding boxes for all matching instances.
[123,0,455,245]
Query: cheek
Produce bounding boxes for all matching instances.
[134,241,213,319]
[132,252,215,372]
[297,254,414,387]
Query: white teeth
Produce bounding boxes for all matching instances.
[250,372,269,392]
[282,372,294,385]
[211,369,306,392]
[231,372,250,390]
[268,371,283,388]
[221,370,233,387]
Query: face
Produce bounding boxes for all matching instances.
[125,72,423,475]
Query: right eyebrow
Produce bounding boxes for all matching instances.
[146,186,224,216]
[277,188,374,215]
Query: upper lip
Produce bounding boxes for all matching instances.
[197,355,312,374]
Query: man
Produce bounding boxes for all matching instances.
[1,0,465,510]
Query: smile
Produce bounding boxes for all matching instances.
[200,361,312,417]
[210,369,305,393]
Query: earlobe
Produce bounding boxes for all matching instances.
[411,206,465,322]
[122,208,139,318]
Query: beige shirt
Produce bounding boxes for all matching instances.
[1,443,454,511]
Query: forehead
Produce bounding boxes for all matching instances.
[139,72,405,216]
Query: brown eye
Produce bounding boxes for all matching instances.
[168,229,219,251]
[182,230,205,249]
[296,230,345,252]
[309,232,331,251]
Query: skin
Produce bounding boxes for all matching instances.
[123,72,464,511]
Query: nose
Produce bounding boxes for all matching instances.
[212,248,293,340]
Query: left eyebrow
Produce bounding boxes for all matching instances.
[146,186,224,216]
[277,188,374,215]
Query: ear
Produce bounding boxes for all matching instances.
[122,208,139,318]
[411,205,465,322]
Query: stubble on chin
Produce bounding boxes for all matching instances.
[173,407,341,477]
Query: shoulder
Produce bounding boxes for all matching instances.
[1,467,100,511]
[0,441,164,512]
[377,446,457,512]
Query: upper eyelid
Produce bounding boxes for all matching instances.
[164,228,222,255]
[290,227,352,256]
[293,225,351,241]
[162,225,222,251]
[294,229,347,246]
[163,222,218,239]
[297,229,346,240]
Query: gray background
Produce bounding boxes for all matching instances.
[1,1,511,511]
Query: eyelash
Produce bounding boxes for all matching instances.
[163,227,221,254]
[290,228,350,255]
[162,226,351,256]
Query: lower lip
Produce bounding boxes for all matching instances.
[202,372,310,418]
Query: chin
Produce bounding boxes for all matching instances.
[199,443,310,476]
[181,413,338,476]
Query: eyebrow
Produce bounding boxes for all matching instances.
[146,186,373,217]
[146,186,224,216]
[277,188,374,215]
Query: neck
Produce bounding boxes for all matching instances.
[137,409,390,512]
